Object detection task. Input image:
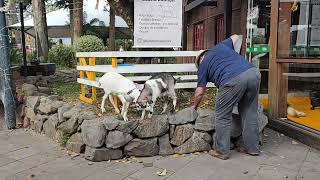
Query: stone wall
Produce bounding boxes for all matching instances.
[16,76,268,162]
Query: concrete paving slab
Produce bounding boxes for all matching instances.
[252,165,299,180]
[105,161,144,177]
[153,154,194,172]
[0,154,16,167]
[81,170,126,180]
[129,167,174,180]
[6,146,40,161]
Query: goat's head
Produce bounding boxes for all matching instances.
[135,84,153,111]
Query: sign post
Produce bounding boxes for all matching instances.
[134,0,183,48]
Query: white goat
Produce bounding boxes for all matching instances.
[99,72,140,121]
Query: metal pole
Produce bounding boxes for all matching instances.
[19,2,27,76]
[224,0,232,38]
[0,0,16,129]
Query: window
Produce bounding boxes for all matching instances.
[194,23,204,50]
[277,0,320,58]
[215,16,224,44]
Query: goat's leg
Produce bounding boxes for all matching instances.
[123,102,130,121]
[140,110,146,121]
[148,102,156,119]
[101,93,109,113]
[118,95,129,121]
[161,101,168,114]
[109,95,120,114]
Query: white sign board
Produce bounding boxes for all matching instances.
[134,0,182,48]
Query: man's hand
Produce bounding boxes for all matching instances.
[191,87,206,110]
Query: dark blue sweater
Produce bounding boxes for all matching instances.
[197,38,253,88]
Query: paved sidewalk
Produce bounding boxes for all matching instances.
[0,127,320,180]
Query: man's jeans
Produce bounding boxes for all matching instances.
[214,67,261,156]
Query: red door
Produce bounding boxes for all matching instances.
[194,23,204,50]
[215,16,224,44]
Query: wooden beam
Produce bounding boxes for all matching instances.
[268,118,320,150]
[224,0,232,38]
[184,0,217,12]
[268,0,280,119]
[277,58,320,64]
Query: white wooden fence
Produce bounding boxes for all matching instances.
[76,51,215,104]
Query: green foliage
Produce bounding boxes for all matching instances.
[57,131,71,147]
[48,44,75,68]
[73,35,105,52]
[51,81,79,103]
[9,48,23,65]
[26,51,37,61]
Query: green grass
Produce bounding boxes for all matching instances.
[51,81,80,103]
[57,132,71,147]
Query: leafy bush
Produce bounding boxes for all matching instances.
[48,44,75,68]
[73,35,105,52]
[26,51,37,61]
[9,48,23,64]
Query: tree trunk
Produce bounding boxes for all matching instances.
[73,0,83,42]
[69,2,74,44]
[109,7,115,51]
[7,2,20,44]
[107,0,134,33]
[32,0,49,62]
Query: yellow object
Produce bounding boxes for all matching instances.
[259,97,320,131]
[156,169,167,176]
[112,57,118,67]
[291,2,298,12]
[79,57,97,104]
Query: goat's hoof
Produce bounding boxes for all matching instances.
[101,108,106,113]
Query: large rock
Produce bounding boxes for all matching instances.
[25,76,38,85]
[158,134,174,156]
[37,96,64,115]
[81,118,107,148]
[25,107,36,122]
[57,104,72,125]
[116,121,139,134]
[66,133,85,153]
[169,125,175,139]
[38,87,51,95]
[174,133,211,154]
[124,138,159,157]
[58,110,97,135]
[16,104,26,127]
[194,109,215,131]
[133,115,169,138]
[169,107,198,125]
[26,96,40,111]
[22,83,39,97]
[36,76,48,87]
[85,147,123,162]
[170,124,194,146]
[42,114,59,139]
[63,103,97,119]
[34,114,49,133]
[103,117,121,130]
[231,104,268,138]
[106,130,133,149]
[194,131,212,144]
